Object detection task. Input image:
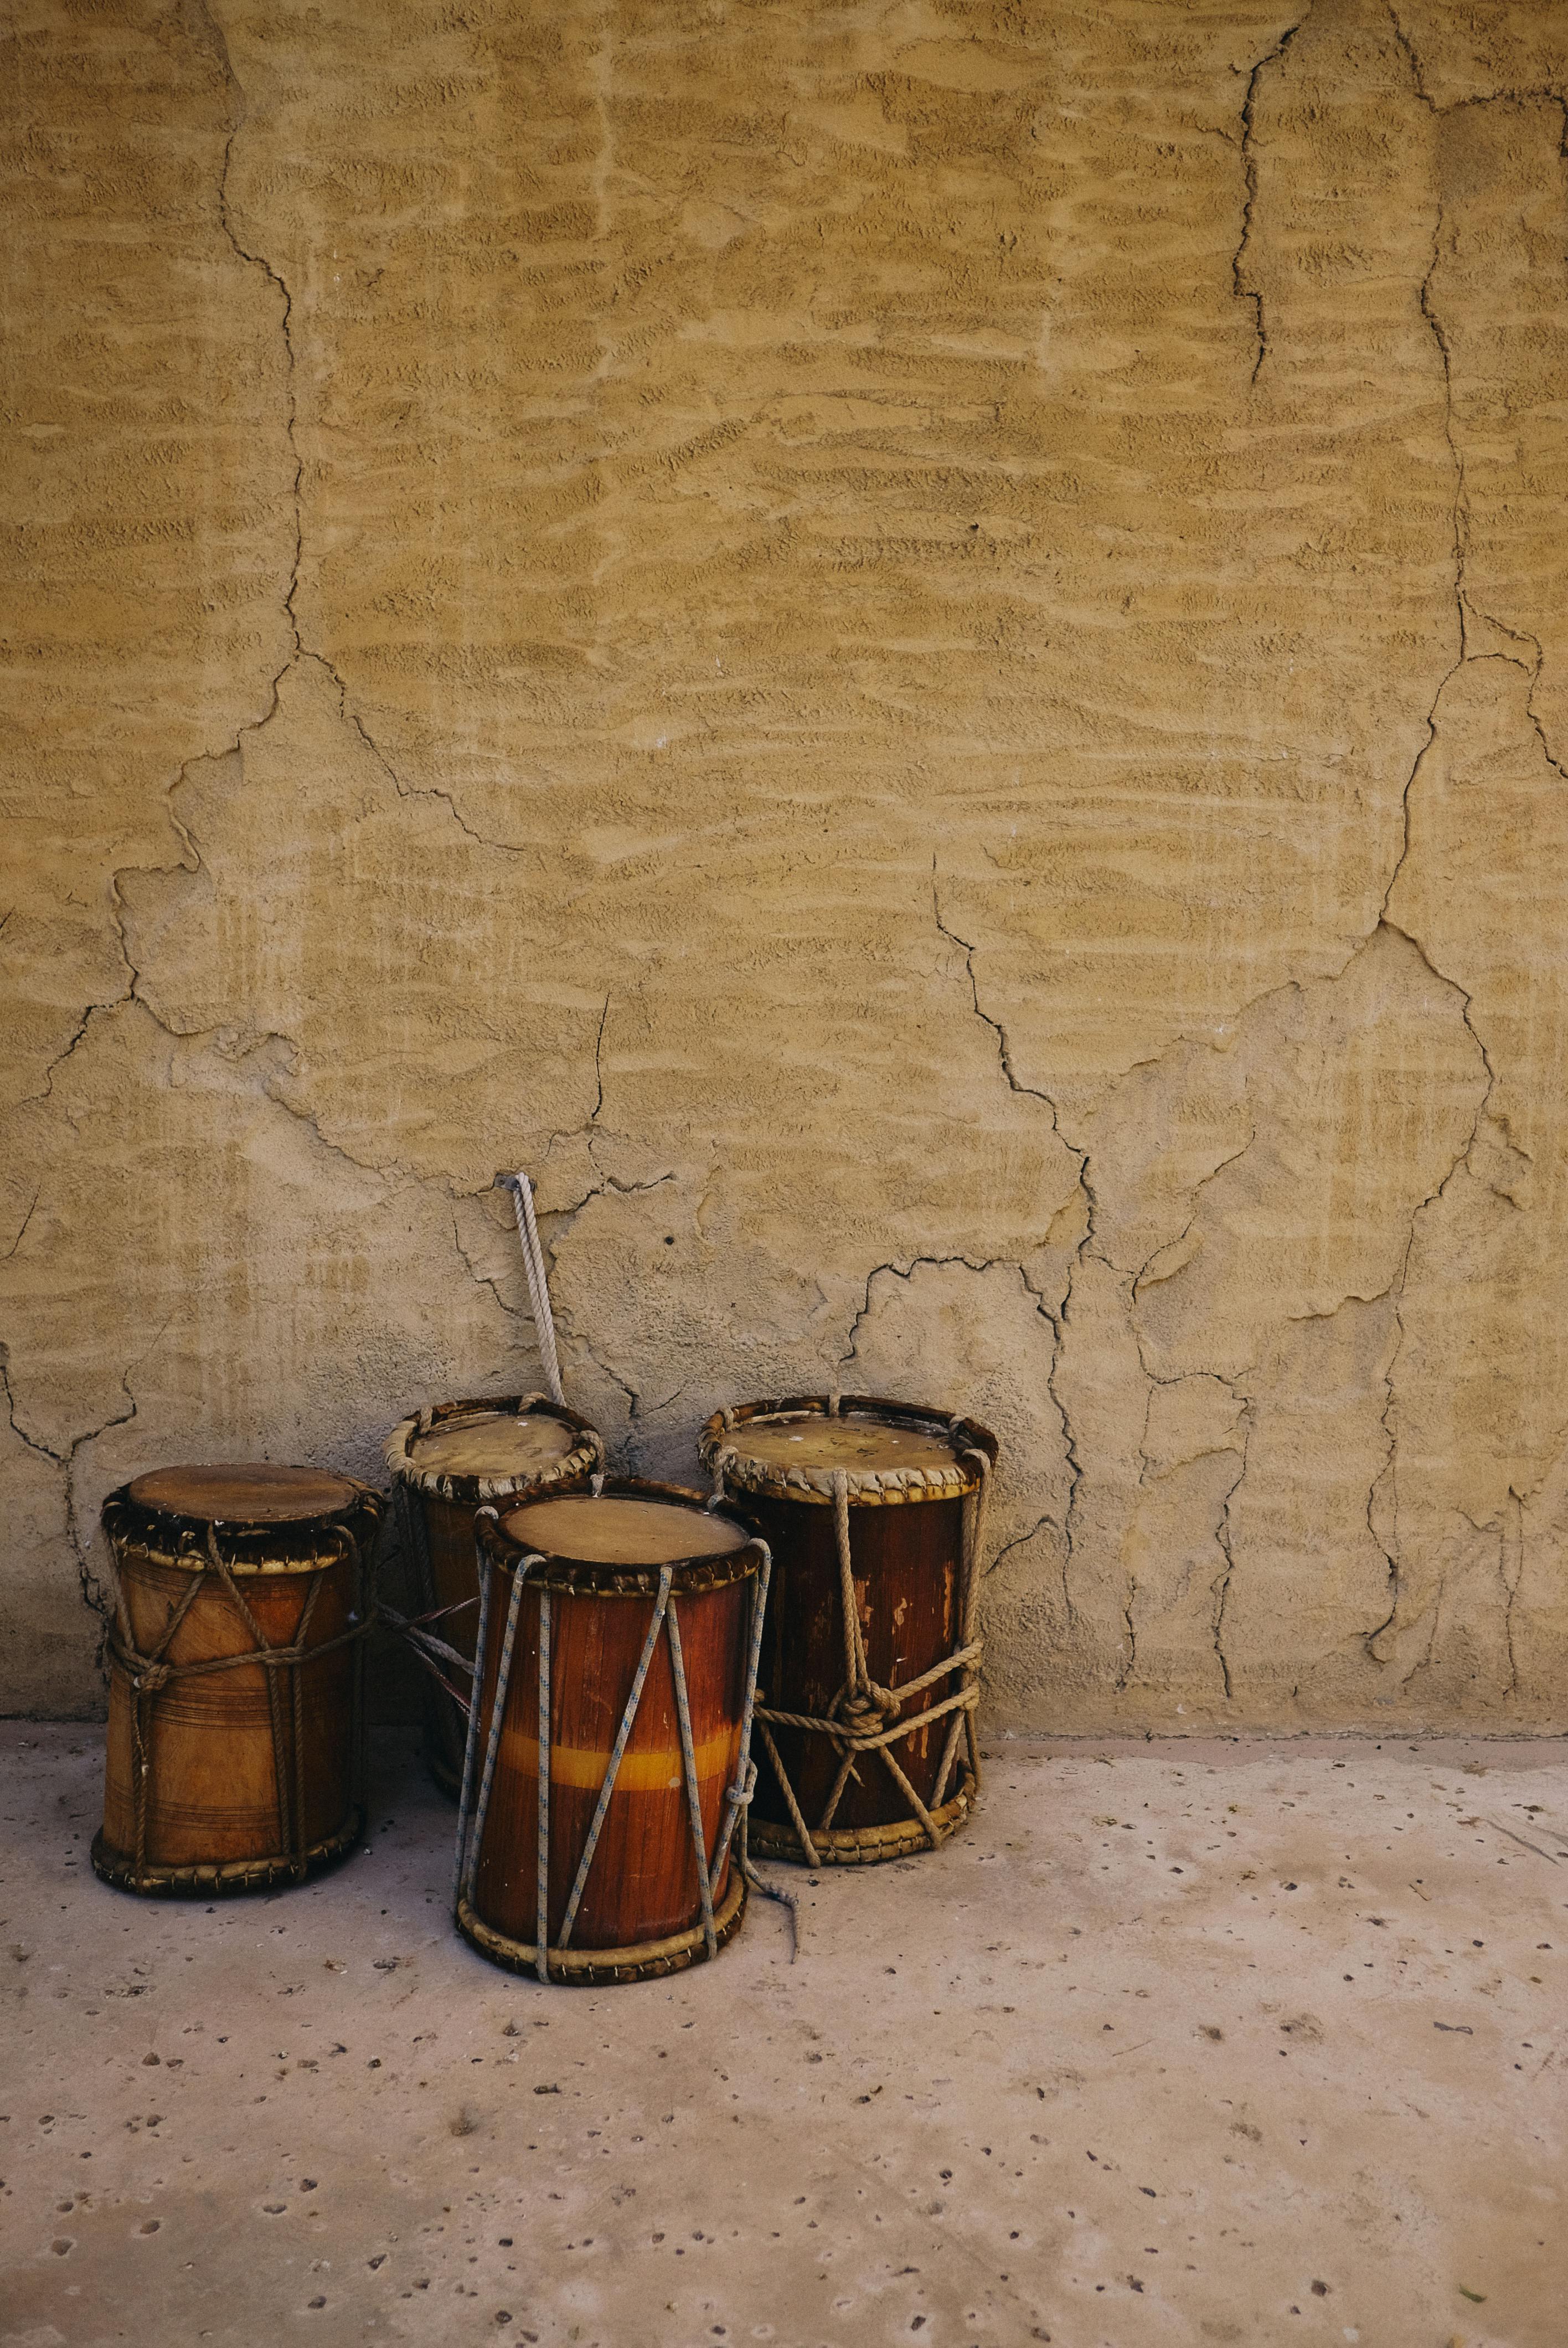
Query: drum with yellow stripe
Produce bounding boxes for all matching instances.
[453,1479,768,1985]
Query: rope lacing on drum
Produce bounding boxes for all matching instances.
[100,1499,376,1893]
[452,1517,795,1977]
[745,1444,992,1865]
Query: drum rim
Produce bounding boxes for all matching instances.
[102,1477,381,1577]
[455,1865,746,1983]
[477,1474,764,1594]
[383,1391,604,1504]
[699,1392,998,1505]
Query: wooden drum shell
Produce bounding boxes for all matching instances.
[457,1484,763,1986]
[737,1485,965,1838]
[93,1478,379,1897]
[384,1396,603,1799]
[702,1395,999,1866]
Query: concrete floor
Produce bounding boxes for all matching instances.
[2,1727,1565,2348]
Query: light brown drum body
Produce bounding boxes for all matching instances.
[383,1396,602,1797]
[456,1480,767,1986]
[93,1465,381,1897]
[700,1396,998,1865]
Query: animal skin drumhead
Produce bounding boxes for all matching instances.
[501,1493,749,1567]
[126,1463,360,1523]
[730,1413,959,1475]
[405,1410,578,1479]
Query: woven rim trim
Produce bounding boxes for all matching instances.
[455,1868,745,1984]
[101,1489,381,1578]
[476,1475,763,1593]
[699,1395,997,1505]
[89,1806,364,1898]
[384,1394,604,1504]
[750,1769,976,1866]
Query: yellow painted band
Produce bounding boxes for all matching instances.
[501,1726,739,1793]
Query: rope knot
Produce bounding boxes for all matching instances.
[134,1660,173,1696]
[828,1679,901,1743]
[725,1758,757,1808]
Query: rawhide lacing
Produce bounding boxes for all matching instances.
[102,1507,375,1892]
[453,1517,795,1974]
[747,1446,991,1865]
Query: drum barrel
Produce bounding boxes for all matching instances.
[92,1475,379,1897]
[700,1396,999,1865]
[384,1396,603,1800]
[456,1479,764,1985]
[739,1485,966,1832]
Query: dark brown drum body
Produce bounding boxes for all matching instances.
[383,1397,602,1796]
[456,1481,767,1985]
[700,1397,998,1865]
[93,1464,381,1897]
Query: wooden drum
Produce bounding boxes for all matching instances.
[455,1479,768,1986]
[383,1396,603,1798]
[700,1396,998,1866]
[93,1465,381,1897]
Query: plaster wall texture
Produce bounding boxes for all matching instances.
[2,0,1566,1728]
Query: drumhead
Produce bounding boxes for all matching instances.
[501,1492,749,1568]
[701,1396,996,1503]
[406,1410,577,1481]
[125,1463,359,1524]
[731,1413,959,1475]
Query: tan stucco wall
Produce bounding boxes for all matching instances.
[3,0,1566,1727]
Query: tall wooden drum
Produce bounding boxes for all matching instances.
[93,1465,381,1897]
[699,1396,998,1866]
[384,1396,603,1797]
[455,1479,768,1985]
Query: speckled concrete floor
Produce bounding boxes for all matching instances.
[2,1726,1564,2348]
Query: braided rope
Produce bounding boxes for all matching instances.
[535,1588,553,1984]
[932,1448,989,1808]
[380,1597,478,1691]
[456,1550,538,1915]
[556,1568,673,1950]
[450,1513,496,1907]
[665,1597,718,1960]
[713,1540,770,1884]
[501,1171,565,1407]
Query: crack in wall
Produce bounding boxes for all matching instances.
[930,863,1072,1137]
[838,1252,1055,1372]
[1502,1488,1524,1699]
[1131,1127,1257,1297]
[3,1334,161,1675]
[1115,1575,1137,1693]
[1360,920,1495,1661]
[1386,4,1568,782]
[983,1510,1055,1584]
[930,864,1092,1625]
[1209,1405,1253,1700]
[1231,8,1313,382]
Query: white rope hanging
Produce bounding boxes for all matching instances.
[498,1170,565,1407]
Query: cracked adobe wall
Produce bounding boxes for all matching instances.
[3,0,1567,1728]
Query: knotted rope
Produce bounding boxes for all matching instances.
[748,1444,991,1862]
[103,1512,373,1890]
